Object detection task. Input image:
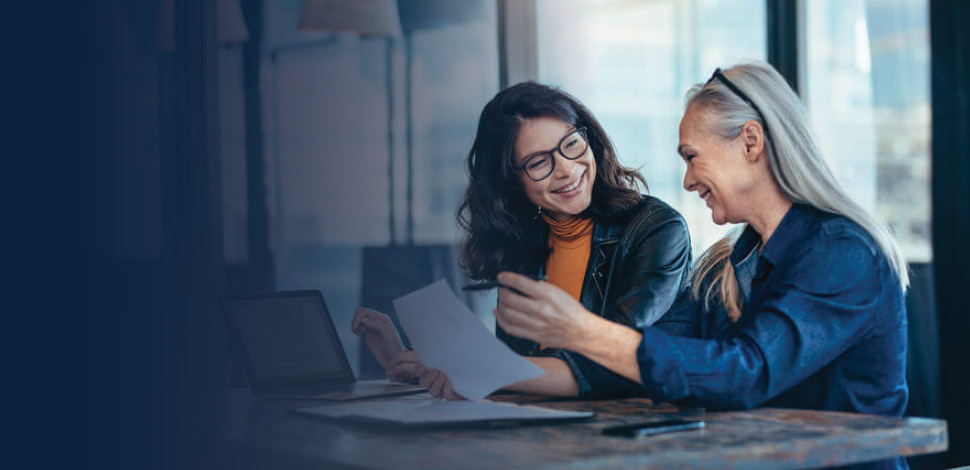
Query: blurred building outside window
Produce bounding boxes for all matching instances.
[537,0,767,256]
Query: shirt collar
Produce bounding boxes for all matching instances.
[731,203,815,267]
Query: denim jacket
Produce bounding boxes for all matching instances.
[575,204,910,469]
[643,204,908,413]
[496,195,693,397]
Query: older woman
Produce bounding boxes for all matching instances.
[488,61,910,441]
[353,82,692,399]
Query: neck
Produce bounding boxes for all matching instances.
[745,184,792,246]
[545,211,572,223]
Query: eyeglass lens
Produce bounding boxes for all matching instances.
[523,130,588,181]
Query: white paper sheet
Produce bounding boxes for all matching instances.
[298,397,592,424]
[392,280,545,401]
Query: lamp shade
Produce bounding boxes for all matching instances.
[298,0,402,37]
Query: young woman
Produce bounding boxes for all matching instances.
[490,62,910,441]
[352,82,692,399]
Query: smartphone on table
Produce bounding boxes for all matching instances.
[601,419,705,437]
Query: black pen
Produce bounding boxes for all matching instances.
[461,274,547,291]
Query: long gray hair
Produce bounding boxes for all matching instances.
[686,61,909,321]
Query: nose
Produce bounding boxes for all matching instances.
[552,152,577,179]
[683,166,696,192]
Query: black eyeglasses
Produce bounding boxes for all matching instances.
[706,68,778,157]
[513,127,589,181]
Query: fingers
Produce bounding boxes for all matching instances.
[359,315,390,333]
[351,307,368,335]
[494,307,541,342]
[497,286,541,316]
[420,369,463,400]
[352,307,392,336]
[419,369,438,392]
[429,372,445,398]
[441,377,463,401]
[497,272,545,298]
[386,351,425,382]
[387,350,420,371]
[494,296,543,330]
[388,361,425,382]
[420,369,444,396]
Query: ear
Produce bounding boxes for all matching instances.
[740,120,766,163]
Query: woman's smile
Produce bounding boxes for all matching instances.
[551,169,588,197]
[515,116,597,220]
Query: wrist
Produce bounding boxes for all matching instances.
[564,310,603,353]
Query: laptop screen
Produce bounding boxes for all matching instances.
[221,291,354,391]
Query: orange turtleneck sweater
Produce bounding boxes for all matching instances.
[542,214,594,302]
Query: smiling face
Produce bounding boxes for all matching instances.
[677,105,761,225]
[513,116,597,221]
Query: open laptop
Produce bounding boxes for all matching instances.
[220,290,425,400]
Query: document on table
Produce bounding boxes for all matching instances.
[393,280,544,401]
[295,395,592,425]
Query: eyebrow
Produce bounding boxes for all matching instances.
[676,144,693,157]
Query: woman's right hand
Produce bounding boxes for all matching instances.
[351,307,406,371]
[385,350,426,383]
[386,351,464,399]
[419,368,465,400]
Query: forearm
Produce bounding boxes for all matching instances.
[569,315,644,384]
[503,357,579,397]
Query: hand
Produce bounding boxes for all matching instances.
[351,307,405,370]
[419,368,464,400]
[493,271,595,350]
[386,350,426,383]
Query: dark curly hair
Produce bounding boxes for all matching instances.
[457,82,648,280]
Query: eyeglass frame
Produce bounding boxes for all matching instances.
[512,127,590,182]
[705,68,779,161]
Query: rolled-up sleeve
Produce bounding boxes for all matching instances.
[636,233,884,409]
[544,348,643,399]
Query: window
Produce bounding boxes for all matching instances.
[537,0,767,255]
[262,0,498,373]
[803,0,931,261]
[406,18,499,243]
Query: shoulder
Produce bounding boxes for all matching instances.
[621,195,687,231]
[796,208,882,262]
[816,211,881,254]
[766,208,905,332]
[614,195,690,251]
[780,208,894,297]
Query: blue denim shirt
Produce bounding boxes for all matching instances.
[570,204,909,468]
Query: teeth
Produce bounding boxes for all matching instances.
[554,173,583,193]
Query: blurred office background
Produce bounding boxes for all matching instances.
[86,0,967,468]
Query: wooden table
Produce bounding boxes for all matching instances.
[214,389,947,469]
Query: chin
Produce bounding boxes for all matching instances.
[569,197,593,215]
[546,194,593,217]
[710,209,728,225]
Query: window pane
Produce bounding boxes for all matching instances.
[537,0,767,255]
[263,0,498,374]
[804,0,931,261]
[408,17,499,243]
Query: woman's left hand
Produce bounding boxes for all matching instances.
[493,271,595,350]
